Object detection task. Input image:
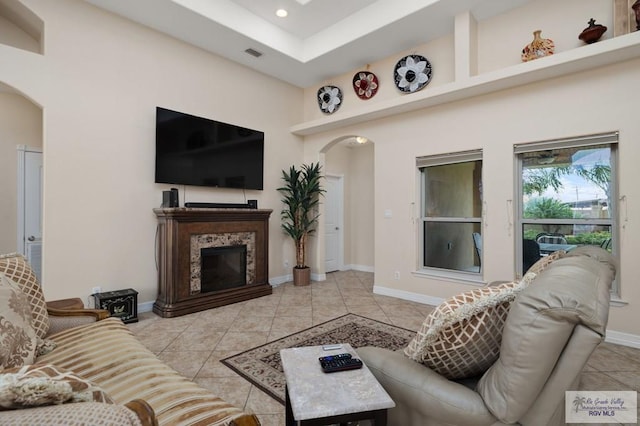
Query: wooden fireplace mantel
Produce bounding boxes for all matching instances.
[153,207,273,317]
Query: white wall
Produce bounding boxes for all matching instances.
[300,0,640,338]
[347,143,374,269]
[305,58,640,336]
[0,92,42,254]
[303,33,455,123]
[324,142,375,270]
[476,0,612,74]
[0,12,39,53]
[0,0,304,304]
[2,0,637,341]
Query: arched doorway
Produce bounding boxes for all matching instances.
[319,135,375,275]
[0,84,43,270]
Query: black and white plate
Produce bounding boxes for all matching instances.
[317,85,343,114]
[394,54,432,93]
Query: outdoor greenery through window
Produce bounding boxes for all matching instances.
[418,151,482,275]
[516,133,617,280]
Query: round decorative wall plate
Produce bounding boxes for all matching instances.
[394,54,432,93]
[317,85,343,114]
[352,71,379,100]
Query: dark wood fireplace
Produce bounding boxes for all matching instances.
[153,208,272,317]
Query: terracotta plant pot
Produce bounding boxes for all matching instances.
[293,267,311,286]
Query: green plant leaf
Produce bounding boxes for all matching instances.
[277,162,325,268]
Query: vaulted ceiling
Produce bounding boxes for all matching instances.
[84,0,532,88]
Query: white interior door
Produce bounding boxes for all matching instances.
[324,175,343,272]
[17,147,43,282]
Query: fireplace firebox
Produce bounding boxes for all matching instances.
[201,245,247,293]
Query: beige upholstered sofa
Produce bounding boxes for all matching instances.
[359,246,617,426]
[0,253,260,426]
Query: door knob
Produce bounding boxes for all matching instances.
[335,227,339,230]
[28,236,36,241]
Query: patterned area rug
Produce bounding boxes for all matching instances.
[221,313,416,405]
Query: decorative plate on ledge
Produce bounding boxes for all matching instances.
[394,54,432,93]
[352,71,379,99]
[317,85,343,114]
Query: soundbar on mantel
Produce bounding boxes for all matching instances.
[184,202,254,209]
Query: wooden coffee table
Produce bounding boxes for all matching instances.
[280,343,395,425]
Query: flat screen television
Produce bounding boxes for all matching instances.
[155,107,264,190]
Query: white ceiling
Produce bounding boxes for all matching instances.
[84,0,532,88]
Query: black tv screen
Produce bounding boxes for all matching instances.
[155,107,264,190]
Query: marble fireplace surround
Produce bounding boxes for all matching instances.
[190,232,256,294]
[153,208,273,318]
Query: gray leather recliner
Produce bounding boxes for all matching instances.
[359,246,616,426]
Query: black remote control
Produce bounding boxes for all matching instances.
[319,353,352,363]
[320,357,363,373]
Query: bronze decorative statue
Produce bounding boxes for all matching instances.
[633,0,640,31]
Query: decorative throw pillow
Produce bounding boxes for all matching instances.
[0,273,38,369]
[404,278,532,379]
[526,250,566,277]
[0,363,112,410]
[36,337,57,357]
[0,254,50,338]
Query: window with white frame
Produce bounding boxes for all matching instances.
[515,133,618,290]
[418,150,483,275]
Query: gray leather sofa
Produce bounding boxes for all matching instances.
[359,246,616,426]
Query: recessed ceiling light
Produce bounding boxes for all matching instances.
[355,136,368,144]
[276,9,288,18]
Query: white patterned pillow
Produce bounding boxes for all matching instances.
[0,363,112,410]
[0,254,50,338]
[404,277,532,379]
[0,273,38,370]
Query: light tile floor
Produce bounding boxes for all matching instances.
[127,270,640,425]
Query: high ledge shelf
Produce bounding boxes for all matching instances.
[291,16,640,137]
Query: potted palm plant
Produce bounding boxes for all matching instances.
[278,162,325,286]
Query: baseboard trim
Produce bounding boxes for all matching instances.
[139,275,640,349]
[261,266,374,286]
[312,272,326,281]
[605,330,640,348]
[270,273,328,285]
[374,285,640,349]
[373,284,444,307]
[346,264,375,273]
[138,301,154,313]
[269,274,292,286]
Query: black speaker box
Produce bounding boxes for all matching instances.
[162,188,179,207]
[248,199,258,209]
